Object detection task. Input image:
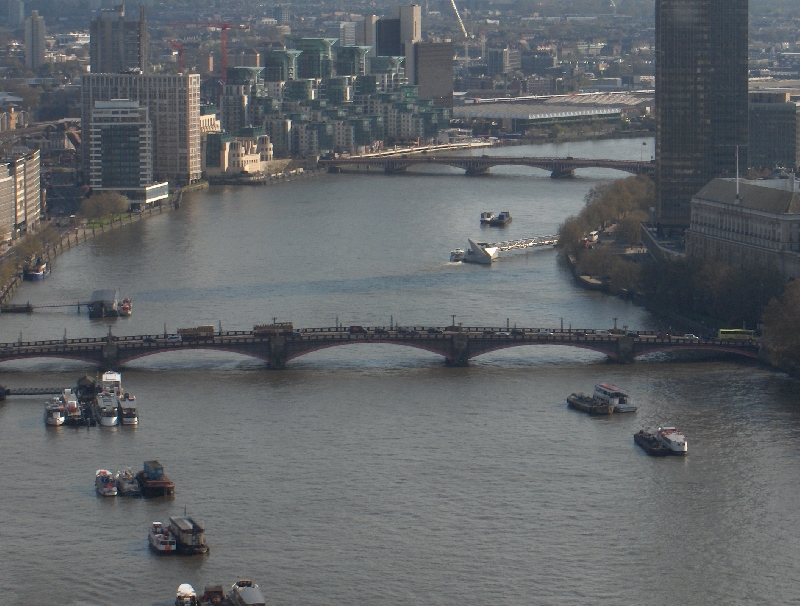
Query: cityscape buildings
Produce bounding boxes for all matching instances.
[749,90,800,171]
[7,0,24,29]
[81,73,201,185]
[88,100,169,208]
[89,4,148,74]
[0,150,41,240]
[655,0,749,233]
[24,10,46,69]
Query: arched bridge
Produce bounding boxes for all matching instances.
[320,156,656,179]
[0,327,759,370]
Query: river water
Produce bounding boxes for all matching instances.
[2,138,800,605]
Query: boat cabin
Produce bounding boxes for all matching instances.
[593,383,631,406]
[169,516,206,547]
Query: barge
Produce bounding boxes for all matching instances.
[566,392,615,415]
[168,516,210,555]
[136,460,175,497]
[633,430,671,456]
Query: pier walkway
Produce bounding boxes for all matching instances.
[481,235,559,252]
[321,155,656,178]
[0,326,760,369]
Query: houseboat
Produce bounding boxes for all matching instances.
[168,516,210,555]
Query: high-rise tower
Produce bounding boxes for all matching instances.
[24,10,46,69]
[89,4,148,74]
[655,0,749,232]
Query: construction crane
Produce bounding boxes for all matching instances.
[169,23,250,83]
[448,0,469,67]
[170,40,185,73]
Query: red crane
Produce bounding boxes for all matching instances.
[169,23,250,83]
[170,40,185,72]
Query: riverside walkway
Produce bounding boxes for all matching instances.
[0,326,759,369]
[320,155,656,178]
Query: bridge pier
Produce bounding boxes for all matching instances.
[465,165,490,176]
[446,333,470,367]
[327,166,342,174]
[268,336,287,370]
[384,163,408,174]
[550,168,575,179]
[101,336,119,370]
[613,336,635,364]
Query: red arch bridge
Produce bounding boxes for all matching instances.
[320,155,656,179]
[0,326,759,370]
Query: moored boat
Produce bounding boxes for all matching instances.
[657,426,688,454]
[229,579,266,606]
[23,259,50,280]
[168,516,210,555]
[97,394,119,426]
[480,211,495,224]
[44,397,66,426]
[634,430,671,456]
[449,248,465,262]
[566,392,614,415]
[95,469,117,496]
[149,521,177,553]
[489,211,512,226]
[119,297,132,317]
[136,460,176,497]
[121,405,139,425]
[175,583,198,606]
[115,468,142,496]
[593,383,637,413]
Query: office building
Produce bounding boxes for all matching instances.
[8,0,24,29]
[395,4,421,56]
[219,67,266,133]
[686,178,800,278]
[749,90,800,171]
[263,49,300,82]
[356,15,378,57]
[4,149,41,235]
[325,22,356,47]
[655,0,749,232]
[414,41,453,107]
[487,47,521,76]
[335,46,370,77]
[88,100,168,208]
[24,10,46,69]
[297,38,336,79]
[203,131,273,178]
[82,73,201,185]
[376,19,401,57]
[273,6,290,23]
[89,4,148,74]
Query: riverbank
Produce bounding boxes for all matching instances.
[0,183,207,305]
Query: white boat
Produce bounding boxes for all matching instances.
[230,579,267,606]
[44,397,66,426]
[480,211,495,224]
[98,394,119,426]
[121,405,139,425]
[463,238,498,264]
[449,248,465,262]
[657,427,688,454]
[148,521,177,553]
[592,383,638,413]
[175,583,197,606]
[95,469,118,496]
[115,468,141,496]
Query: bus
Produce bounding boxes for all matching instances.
[717,329,756,341]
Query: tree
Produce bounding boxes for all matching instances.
[78,192,129,222]
[762,280,800,370]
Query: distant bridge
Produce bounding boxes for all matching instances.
[0,327,759,369]
[320,155,656,179]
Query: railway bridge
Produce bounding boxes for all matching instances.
[320,156,656,179]
[0,326,759,370]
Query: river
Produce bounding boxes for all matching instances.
[1,137,799,605]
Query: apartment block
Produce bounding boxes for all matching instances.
[89,4,148,74]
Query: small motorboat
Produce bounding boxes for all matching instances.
[149,521,177,553]
[44,397,66,426]
[95,469,118,496]
[175,583,197,606]
[116,468,142,496]
[119,297,132,317]
[449,248,465,262]
[480,211,495,224]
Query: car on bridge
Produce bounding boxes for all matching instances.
[538,330,554,336]
[427,327,444,334]
[495,331,512,336]
[349,326,368,334]
[683,333,700,340]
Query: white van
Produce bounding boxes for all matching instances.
[595,329,610,336]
